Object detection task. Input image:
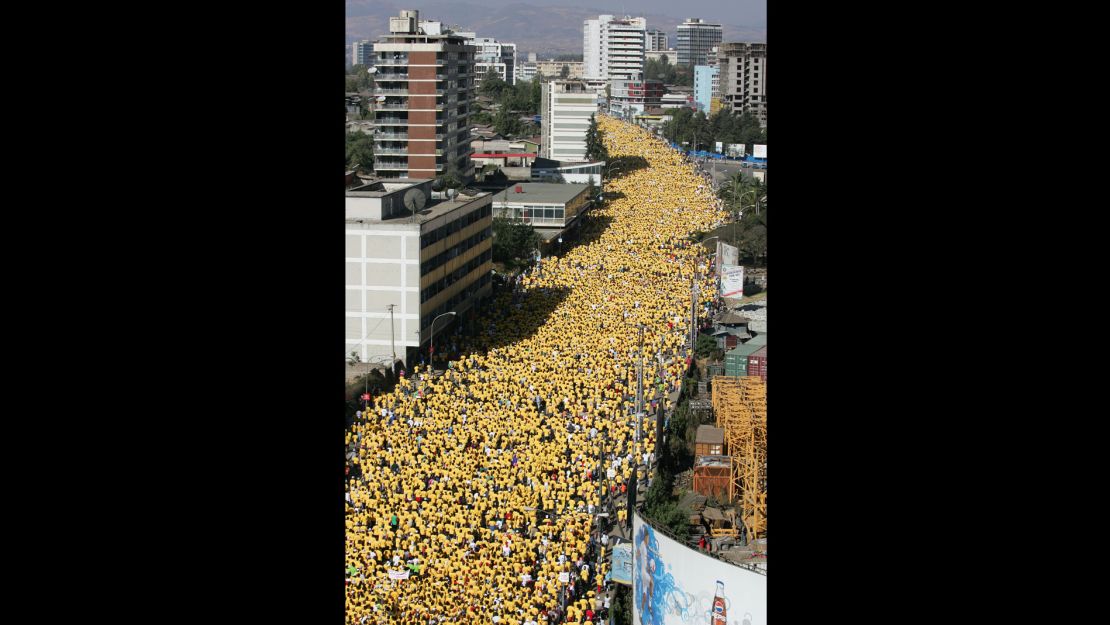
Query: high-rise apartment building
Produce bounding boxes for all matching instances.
[718,42,767,127]
[459,34,517,86]
[541,80,597,162]
[676,18,722,67]
[352,40,374,67]
[693,65,718,113]
[583,15,647,82]
[646,29,668,52]
[372,10,476,181]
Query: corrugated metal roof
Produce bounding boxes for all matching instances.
[716,311,751,325]
[696,425,725,444]
[728,343,764,358]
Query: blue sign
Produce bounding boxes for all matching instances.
[611,542,633,586]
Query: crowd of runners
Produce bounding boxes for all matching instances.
[345,116,726,625]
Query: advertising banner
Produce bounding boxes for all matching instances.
[720,243,739,272]
[715,141,723,154]
[387,569,410,580]
[753,144,767,159]
[633,512,766,625]
[721,265,744,299]
[611,542,634,585]
[727,143,745,157]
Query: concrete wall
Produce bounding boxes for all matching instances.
[345,223,422,363]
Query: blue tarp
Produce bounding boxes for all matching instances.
[667,140,766,165]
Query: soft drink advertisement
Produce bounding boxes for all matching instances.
[633,513,766,625]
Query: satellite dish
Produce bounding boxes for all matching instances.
[368,66,377,74]
[445,188,458,199]
[403,188,427,212]
[376,95,386,102]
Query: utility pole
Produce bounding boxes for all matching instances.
[386,304,397,365]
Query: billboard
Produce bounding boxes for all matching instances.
[753,144,767,159]
[611,542,634,585]
[715,141,723,154]
[727,144,745,157]
[721,265,744,298]
[719,243,739,273]
[753,171,765,183]
[633,513,766,625]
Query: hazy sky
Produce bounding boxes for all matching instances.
[347,0,766,28]
[577,0,765,26]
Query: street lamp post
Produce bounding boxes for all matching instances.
[690,236,719,351]
[429,311,456,372]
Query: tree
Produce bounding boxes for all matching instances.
[432,160,464,192]
[585,114,609,162]
[494,104,523,137]
[530,78,542,115]
[479,68,509,98]
[695,333,717,359]
[739,223,767,266]
[345,132,375,172]
[492,209,541,265]
[586,174,598,201]
[347,64,373,91]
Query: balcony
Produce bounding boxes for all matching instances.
[374,88,410,95]
[376,73,410,80]
[375,118,410,126]
[374,159,409,170]
[375,58,410,66]
[375,148,409,155]
[376,103,410,110]
[375,132,408,140]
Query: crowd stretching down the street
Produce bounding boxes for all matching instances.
[345,116,726,625]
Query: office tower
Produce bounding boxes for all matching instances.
[352,40,374,67]
[676,18,722,66]
[646,29,668,52]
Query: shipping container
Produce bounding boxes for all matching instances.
[692,461,732,500]
[724,343,762,376]
[747,345,767,382]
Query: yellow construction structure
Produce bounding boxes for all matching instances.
[711,376,767,540]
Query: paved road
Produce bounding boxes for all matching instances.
[701,160,768,188]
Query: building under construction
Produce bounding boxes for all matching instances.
[709,376,767,541]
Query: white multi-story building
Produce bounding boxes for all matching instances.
[541,80,598,161]
[346,178,493,366]
[646,29,668,52]
[462,35,517,86]
[583,15,646,82]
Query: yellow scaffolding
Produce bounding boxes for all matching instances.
[711,376,767,540]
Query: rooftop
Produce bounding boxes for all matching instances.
[346,178,490,225]
[696,425,725,445]
[492,182,589,205]
[716,311,751,325]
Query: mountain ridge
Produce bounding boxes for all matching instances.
[346,1,766,57]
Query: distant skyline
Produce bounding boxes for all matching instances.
[561,0,764,27]
[346,1,765,28]
[346,1,765,54]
